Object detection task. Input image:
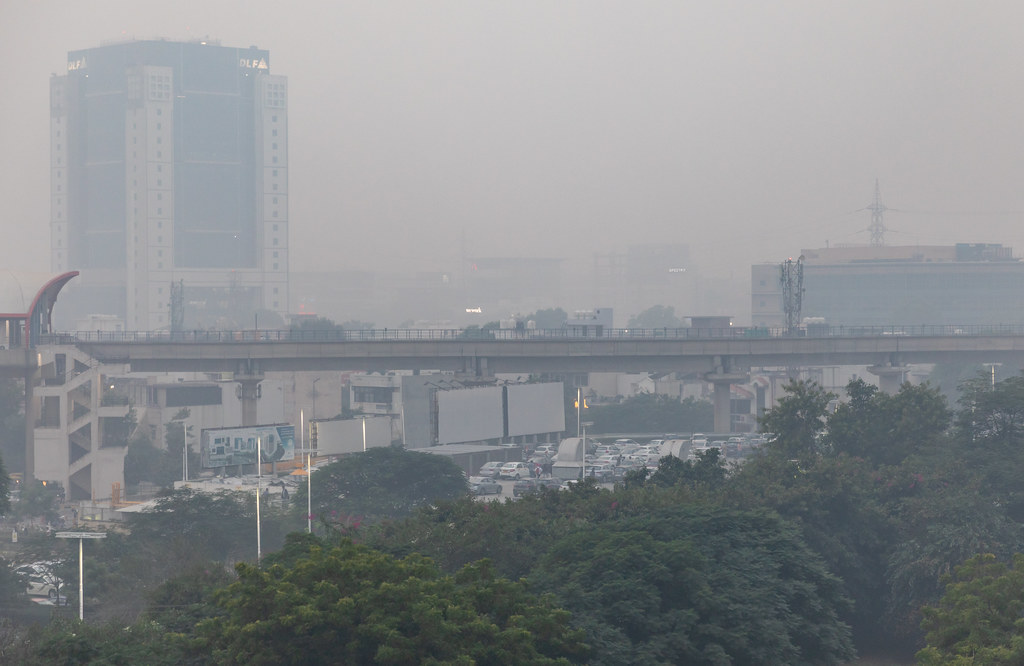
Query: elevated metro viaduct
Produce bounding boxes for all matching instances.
[67,327,1024,437]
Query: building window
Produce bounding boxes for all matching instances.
[272,129,278,137]
[272,211,278,218]
[272,184,278,191]
[272,156,278,164]
[273,238,278,245]
[272,169,278,176]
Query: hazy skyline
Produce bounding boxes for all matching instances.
[5,1,1024,297]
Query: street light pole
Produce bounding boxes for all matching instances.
[55,531,106,621]
[312,377,321,420]
[256,436,262,561]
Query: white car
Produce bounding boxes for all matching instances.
[498,462,533,479]
[16,562,63,600]
[468,476,502,495]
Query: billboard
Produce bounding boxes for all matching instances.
[436,386,504,444]
[310,417,392,455]
[202,424,295,468]
[506,383,565,437]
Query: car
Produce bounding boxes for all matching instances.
[477,461,505,478]
[16,562,63,600]
[587,464,615,481]
[534,444,557,456]
[536,478,563,491]
[468,476,501,495]
[498,462,533,480]
[512,478,540,496]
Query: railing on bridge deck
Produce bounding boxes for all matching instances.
[38,323,1024,345]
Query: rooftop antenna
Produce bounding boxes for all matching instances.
[867,179,888,246]
[780,256,804,335]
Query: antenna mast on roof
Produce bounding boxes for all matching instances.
[867,179,888,246]
[780,256,804,335]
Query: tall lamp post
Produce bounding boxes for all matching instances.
[255,436,262,561]
[297,408,317,534]
[581,421,593,481]
[55,531,106,620]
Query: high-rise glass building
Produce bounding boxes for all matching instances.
[50,39,288,330]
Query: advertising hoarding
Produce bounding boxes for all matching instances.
[436,386,504,444]
[202,424,295,468]
[506,383,565,436]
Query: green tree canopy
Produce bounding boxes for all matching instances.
[294,447,469,526]
[759,379,835,462]
[918,553,1024,665]
[531,504,855,665]
[198,537,589,665]
[589,393,713,434]
[626,305,684,329]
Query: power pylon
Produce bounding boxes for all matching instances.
[867,179,888,247]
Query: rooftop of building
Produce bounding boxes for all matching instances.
[797,243,1016,265]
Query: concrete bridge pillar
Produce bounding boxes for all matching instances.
[704,358,749,434]
[235,360,265,427]
[868,363,909,395]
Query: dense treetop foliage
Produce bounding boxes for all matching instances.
[12,370,1024,663]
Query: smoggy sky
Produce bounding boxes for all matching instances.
[4,0,1024,283]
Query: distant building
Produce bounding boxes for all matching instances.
[752,244,1024,327]
[51,39,288,330]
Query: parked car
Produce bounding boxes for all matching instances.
[16,562,62,600]
[534,444,557,456]
[512,478,540,496]
[536,478,563,491]
[469,476,501,495]
[477,461,505,478]
[498,462,533,480]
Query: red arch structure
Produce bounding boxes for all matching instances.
[0,271,79,348]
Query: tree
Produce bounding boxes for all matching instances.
[294,447,469,525]
[198,538,589,665]
[526,307,568,329]
[530,504,855,665]
[759,379,834,461]
[626,305,684,329]
[589,393,713,434]
[918,553,1024,665]
[646,448,727,491]
[827,379,951,466]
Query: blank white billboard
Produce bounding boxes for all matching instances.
[507,383,565,436]
[437,386,504,444]
[313,417,392,455]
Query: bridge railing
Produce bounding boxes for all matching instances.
[39,323,1024,345]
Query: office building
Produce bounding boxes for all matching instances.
[752,243,1024,328]
[51,39,288,330]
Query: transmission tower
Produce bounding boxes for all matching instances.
[780,256,804,335]
[867,179,888,247]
